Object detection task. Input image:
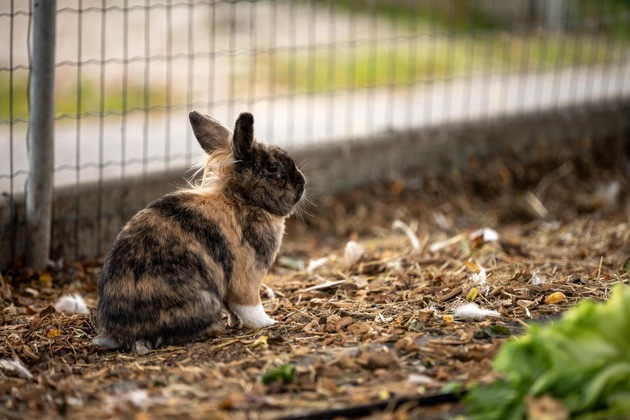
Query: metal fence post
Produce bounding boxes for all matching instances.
[26,0,56,268]
[536,0,568,31]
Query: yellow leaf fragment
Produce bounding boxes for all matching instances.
[466,287,478,301]
[443,314,455,323]
[39,273,53,288]
[252,335,268,349]
[46,328,61,338]
[465,261,481,273]
[378,390,390,400]
[544,292,568,305]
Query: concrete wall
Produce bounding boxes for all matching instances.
[2,99,629,270]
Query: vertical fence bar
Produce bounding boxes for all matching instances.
[26,0,56,268]
[8,0,17,265]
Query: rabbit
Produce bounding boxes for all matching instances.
[92,111,305,353]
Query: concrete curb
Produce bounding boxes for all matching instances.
[2,99,629,269]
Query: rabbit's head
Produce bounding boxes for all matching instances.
[189,111,305,217]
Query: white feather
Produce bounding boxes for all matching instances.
[453,302,500,320]
[54,294,89,314]
[343,241,365,266]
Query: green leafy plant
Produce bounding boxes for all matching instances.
[262,363,296,385]
[466,286,630,419]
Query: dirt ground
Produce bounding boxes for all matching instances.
[1,137,629,419]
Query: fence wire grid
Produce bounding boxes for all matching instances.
[1,0,630,265]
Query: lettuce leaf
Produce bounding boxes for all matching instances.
[467,286,630,419]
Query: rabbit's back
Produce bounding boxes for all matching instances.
[95,191,239,349]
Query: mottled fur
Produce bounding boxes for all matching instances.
[93,112,305,351]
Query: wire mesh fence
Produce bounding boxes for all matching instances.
[1,0,630,267]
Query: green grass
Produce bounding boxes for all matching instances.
[0,73,28,121]
[0,74,179,121]
[321,0,503,31]
[260,33,625,94]
[328,0,630,35]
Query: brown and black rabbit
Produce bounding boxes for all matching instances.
[93,112,305,352]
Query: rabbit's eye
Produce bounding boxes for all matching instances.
[265,164,278,174]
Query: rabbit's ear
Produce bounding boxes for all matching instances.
[232,112,255,161]
[189,111,232,154]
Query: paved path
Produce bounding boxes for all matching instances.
[2,61,629,196]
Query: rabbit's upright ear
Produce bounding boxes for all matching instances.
[189,111,232,154]
[232,112,255,161]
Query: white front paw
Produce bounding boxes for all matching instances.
[230,303,277,328]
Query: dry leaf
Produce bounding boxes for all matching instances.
[544,292,568,305]
[316,378,337,395]
[336,317,353,331]
[394,337,420,353]
[359,351,401,370]
[352,276,368,288]
[21,344,39,360]
[348,321,373,336]
[46,328,62,338]
[303,320,321,334]
[517,299,537,308]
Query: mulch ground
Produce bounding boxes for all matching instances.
[1,136,629,419]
